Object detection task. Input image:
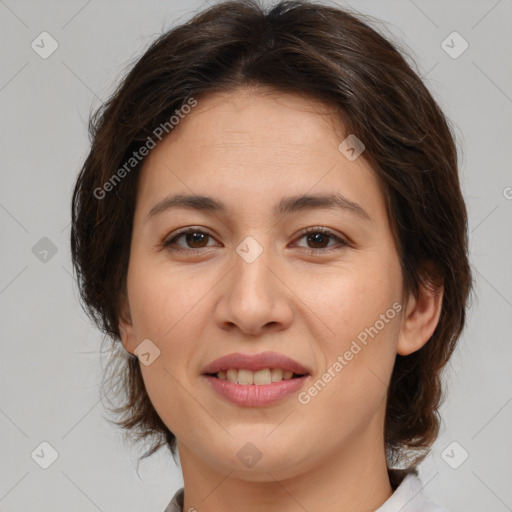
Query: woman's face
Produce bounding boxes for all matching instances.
[120,87,410,480]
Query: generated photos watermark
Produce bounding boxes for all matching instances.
[298,301,403,405]
[93,97,198,200]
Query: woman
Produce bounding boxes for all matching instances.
[70,1,472,510]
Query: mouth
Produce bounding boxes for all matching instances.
[201,351,311,406]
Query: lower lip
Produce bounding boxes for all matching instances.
[203,375,309,407]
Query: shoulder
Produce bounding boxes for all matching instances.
[375,472,450,512]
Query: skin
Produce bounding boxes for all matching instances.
[119,86,443,512]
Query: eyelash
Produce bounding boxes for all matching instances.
[162,226,349,256]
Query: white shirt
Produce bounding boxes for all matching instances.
[375,473,449,512]
[163,473,449,512]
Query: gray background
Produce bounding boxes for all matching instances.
[1,0,511,511]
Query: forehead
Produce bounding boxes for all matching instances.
[134,87,387,225]
[166,87,347,155]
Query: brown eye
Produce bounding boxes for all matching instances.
[305,231,331,249]
[182,231,209,248]
[164,228,217,252]
[294,227,348,254]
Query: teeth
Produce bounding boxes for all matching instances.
[216,368,299,385]
[271,368,283,382]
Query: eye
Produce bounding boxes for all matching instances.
[163,227,217,254]
[293,226,348,255]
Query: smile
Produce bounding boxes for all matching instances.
[210,368,305,385]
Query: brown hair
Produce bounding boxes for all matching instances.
[71,0,472,471]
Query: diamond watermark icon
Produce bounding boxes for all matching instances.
[237,442,263,468]
[31,32,59,59]
[338,134,365,161]
[441,32,468,59]
[134,338,161,366]
[236,236,263,264]
[32,237,58,263]
[31,441,59,469]
[441,441,469,469]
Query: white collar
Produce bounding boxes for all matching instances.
[164,472,448,512]
[375,473,448,512]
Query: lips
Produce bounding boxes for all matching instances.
[204,374,309,406]
[201,351,311,376]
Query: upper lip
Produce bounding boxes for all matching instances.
[202,351,311,375]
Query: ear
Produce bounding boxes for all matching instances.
[118,292,137,355]
[397,268,444,356]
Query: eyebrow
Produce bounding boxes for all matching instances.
[146,192,371,222]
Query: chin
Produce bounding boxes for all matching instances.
[202,437,312,479]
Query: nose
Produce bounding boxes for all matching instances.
[214,241,294,337]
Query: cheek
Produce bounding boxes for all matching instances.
[295,251,402,414]
[127,255,218,342]
[126,258,214,436]
[302,252,402,343]
[299,307,400,437]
